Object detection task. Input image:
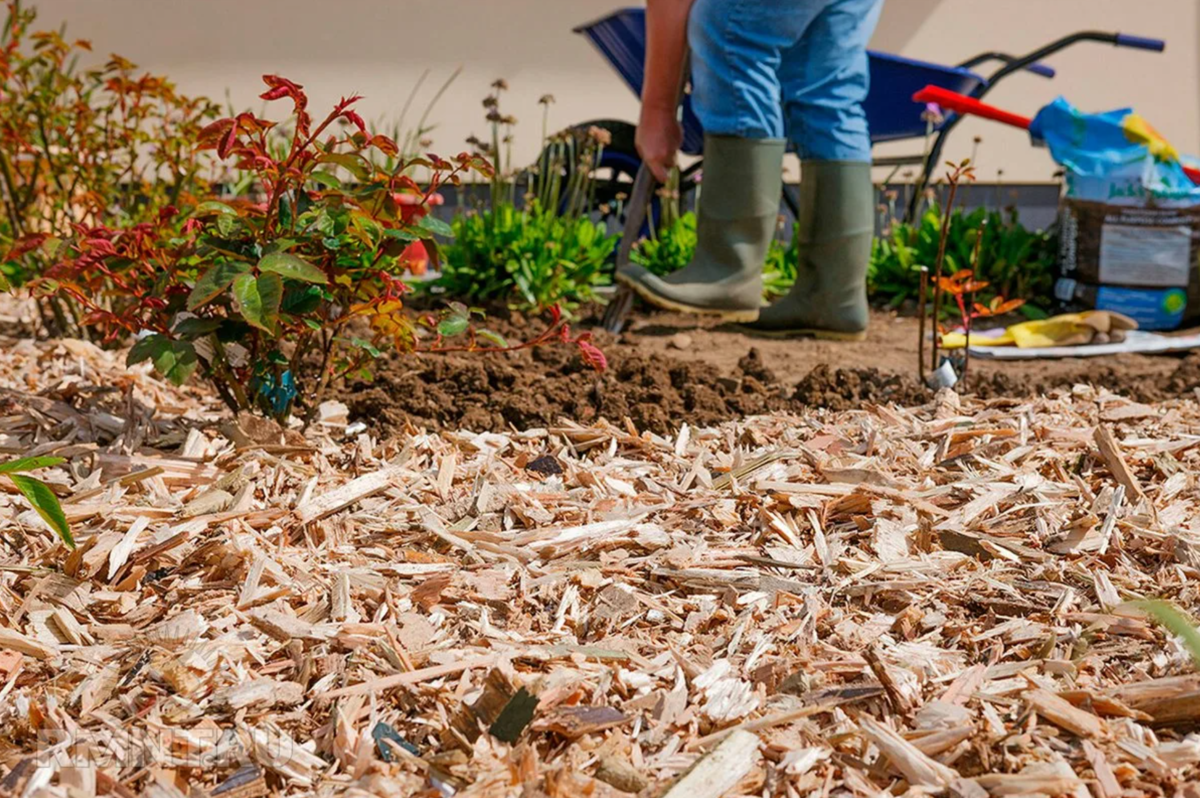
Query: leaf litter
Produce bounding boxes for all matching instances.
[4,333,1200,796]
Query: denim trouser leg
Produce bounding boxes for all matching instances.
[688,0,883,161]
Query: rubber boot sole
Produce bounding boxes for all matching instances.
[615,272,761,323]
[735,324,868,342]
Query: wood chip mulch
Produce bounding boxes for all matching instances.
[3,335,1200,798]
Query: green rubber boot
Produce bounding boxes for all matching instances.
[616,135,786,321]
[743,160,873,340]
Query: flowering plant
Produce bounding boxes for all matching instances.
[0,0,217,330]
[32,75,604,420]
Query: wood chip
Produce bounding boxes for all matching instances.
[659,729,760,798]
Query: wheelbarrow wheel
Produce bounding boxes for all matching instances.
[534,119,696,228]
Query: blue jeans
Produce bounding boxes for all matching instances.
[689,0,883,161]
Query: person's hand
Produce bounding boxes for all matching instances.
[636,105,682,183]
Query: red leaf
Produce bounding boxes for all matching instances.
[83,238,118,257]
[372,134,399,156]
[260,85,291,101]
[4,233,47,260]
[197,118,235,148]
[217,119,239,159]
[577,338,607,372]
[261,74,302,93]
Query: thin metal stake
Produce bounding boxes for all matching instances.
[917,266,929,385]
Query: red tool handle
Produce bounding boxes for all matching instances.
[912,85,1032,130]
[912,84,1200,185]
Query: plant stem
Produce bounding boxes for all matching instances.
[917,266,928,385]
[930,179,959,373]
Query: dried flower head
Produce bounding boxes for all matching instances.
[486,110,503,123]
[587,125,612,146]
[482,96,498,110]
[538,94,555,105]
[500,115,517,126]
[920,102,944,125]
[491,78,509,91]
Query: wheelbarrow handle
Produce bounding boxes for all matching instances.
[911,84,1200,186]
[912,85,1032,130]
[1114,33,1166,52]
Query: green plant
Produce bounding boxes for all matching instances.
[440,202,617,308]
[32,76,603,420]
[762,225,799,299]
[438,83,619,310]
[869,205,1055,314]
[630,211,696,277]
[0,1,218,331]
[1,456,72,548]
[1136,600,1200,669]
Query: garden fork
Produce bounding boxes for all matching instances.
[600,54,689,334]
[600,163,656,333]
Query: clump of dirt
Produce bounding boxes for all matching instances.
[344,306,1200,436]
[1158,352,1200,397]
[791,364,926,410]
[347,342,792,435]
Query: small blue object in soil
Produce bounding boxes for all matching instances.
[252,370,297,417]
[372,722,419,761]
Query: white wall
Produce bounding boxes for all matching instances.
[25,0,1200,183]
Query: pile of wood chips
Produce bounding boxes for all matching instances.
[3,334,1200,798]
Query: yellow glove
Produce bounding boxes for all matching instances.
[940,311,1137,350]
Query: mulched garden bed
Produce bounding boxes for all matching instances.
[6,334,1200,795]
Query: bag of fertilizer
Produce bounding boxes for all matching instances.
[1035,98,1200,329]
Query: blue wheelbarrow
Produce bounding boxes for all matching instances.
[568,7,1165,224]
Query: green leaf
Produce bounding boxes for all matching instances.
[278,193,294,230]
[262,238,299,256]
[319,152,373,180]
[0,456,66,475]
[350,337,383,358]
[156,340,198,386]
[437,315,469,338]
[476,329,508,348]
[282,284,324,315]
[258,252,327,284]
[308,171,343,190]
[417,214,454,238]
[303,319,323,331]
[232,273,283,334]
[188,261,251,310]
[216,212,241,238]
[8,473,73,549]
[193,200,237,217]
[127,333,166,366]
[383,227,419,243]
[173,317,223,338]
[130,335,199,385]
[1135,600,1200,668]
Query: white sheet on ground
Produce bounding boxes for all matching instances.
[969,329,1200,360]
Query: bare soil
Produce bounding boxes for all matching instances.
[346,307,1200,436]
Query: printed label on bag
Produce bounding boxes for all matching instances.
[1094,285,1188,330]
[1098,223,1192,287]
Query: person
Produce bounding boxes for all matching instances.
[615,0,884,340]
